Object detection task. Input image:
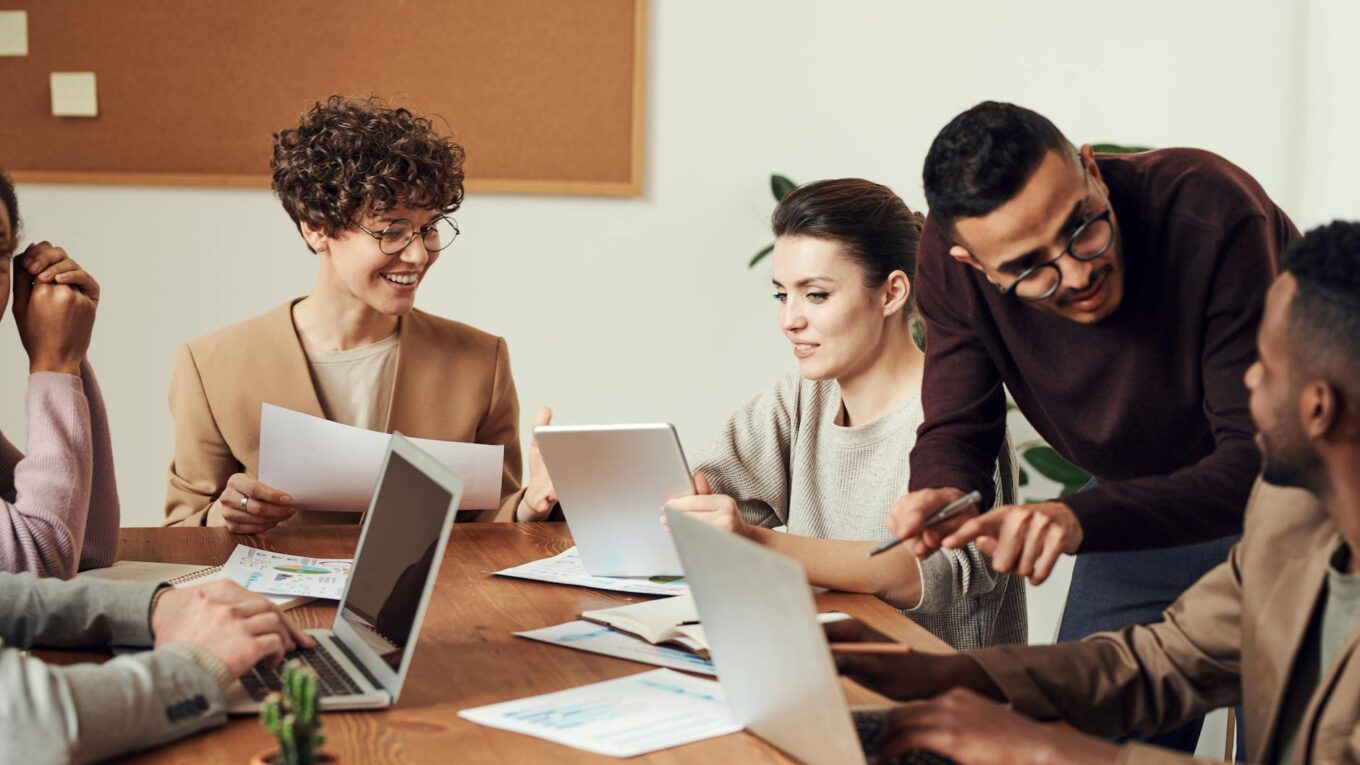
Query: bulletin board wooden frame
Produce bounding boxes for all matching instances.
[1,0,647,197]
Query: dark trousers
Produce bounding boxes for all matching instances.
[1057,534,1242,754]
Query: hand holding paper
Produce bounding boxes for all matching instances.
[258,404,504,512]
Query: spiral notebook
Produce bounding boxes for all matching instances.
[79,560,313,610]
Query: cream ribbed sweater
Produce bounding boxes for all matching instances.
[693,371,1026,650]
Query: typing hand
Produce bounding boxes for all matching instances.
[660,472,755,541]
[940,501,1082,586]
[886,488,978,560]
[876,689,1119,765]
[516,407,559,521]
[217,473,296,534]
[151,580,315,677]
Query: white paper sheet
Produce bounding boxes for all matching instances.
[258,403,504,511]
[458,668,740,757]
[494,547,689,596]
[222,545,352,600]
[516,620,717,676]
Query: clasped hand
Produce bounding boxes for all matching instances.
[10,242,100,376]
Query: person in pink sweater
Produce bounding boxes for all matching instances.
[0,168,119,577]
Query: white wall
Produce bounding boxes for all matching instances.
[3,2,1326,754]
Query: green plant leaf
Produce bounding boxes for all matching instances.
[1018,466,1029,486]
[771,174,796,201]
[1090,143,1152,154]
[1020,445,1091,487]
[748,242,775,268]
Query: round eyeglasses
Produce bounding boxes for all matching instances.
[355,216,459,256]
[1002,209,1114,302]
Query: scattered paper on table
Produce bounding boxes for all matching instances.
[0,11,28,56]
[458,668,739,757]
[517,620,717,676]
[51,72,98,116]
[223,545,352,600]
[494,547,689,596]
[258,403,503,511]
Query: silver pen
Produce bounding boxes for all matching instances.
[867,490,983,557]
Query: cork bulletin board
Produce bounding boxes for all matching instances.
[0,0,646,196]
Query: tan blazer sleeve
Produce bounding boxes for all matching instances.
[480,337,526,522]
[163,344,236,527]
[967,543,1244,744]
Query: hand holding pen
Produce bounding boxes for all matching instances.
[870,489,984,558]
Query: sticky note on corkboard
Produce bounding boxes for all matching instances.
[50,72,99,117]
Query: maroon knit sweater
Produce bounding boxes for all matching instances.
[909,149,1297,552]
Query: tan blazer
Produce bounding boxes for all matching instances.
[164,301,525,526]
[969,480,1360,764]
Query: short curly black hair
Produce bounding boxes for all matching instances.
[922,101,1074,236]
[1283,220,1360,382]
[0,166,19,255]
[271,96,466,240]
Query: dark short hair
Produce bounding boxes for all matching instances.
[271,96,466,240]
[771,178,925,297]
[1283,221,1360,387]
[922,101,1073,235]
[0,166,19,252]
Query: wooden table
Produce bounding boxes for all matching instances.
[105,523,950,764]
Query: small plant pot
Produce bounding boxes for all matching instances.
[249,750,337,765]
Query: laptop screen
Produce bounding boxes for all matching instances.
[339,446,453,670]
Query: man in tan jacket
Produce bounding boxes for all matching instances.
[832,220,1360,764]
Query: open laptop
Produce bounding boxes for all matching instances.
[534,423,693,577]
[665,509,955,765]
[225,433,463,712]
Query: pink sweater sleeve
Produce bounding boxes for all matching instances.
[77,361,120,569]
[0,366,117,578]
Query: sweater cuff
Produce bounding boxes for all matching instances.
[161,642,235,689]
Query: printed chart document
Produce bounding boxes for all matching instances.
[221,544,352,601]
[516,621,717,676]
[458,668,740,756]
[258,403,503,511]
[493,547,689,596]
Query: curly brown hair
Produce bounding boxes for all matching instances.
[270,96,466,239]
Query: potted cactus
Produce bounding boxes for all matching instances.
[251,661,332,765]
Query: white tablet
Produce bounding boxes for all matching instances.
[534,423,694,577]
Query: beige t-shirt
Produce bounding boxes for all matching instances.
[305,331,400,432]
[296,331,400,524]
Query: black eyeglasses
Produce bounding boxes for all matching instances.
[356,216,459,256]
[1000,208,1115,303]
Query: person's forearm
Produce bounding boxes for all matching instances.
[1065,436,1259,552]
[77,360,119,569]
[747,528,923,610]
[0,573,158,648]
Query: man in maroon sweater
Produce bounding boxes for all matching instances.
[888,102,1296,751]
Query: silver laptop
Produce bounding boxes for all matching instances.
[665,509,953,765]
[534,423,693,577]
[226,433,462,712]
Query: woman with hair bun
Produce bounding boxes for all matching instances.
[164,97,549,530]
[666,179,1026,650]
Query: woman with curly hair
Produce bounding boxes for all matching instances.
[164,97,545,530]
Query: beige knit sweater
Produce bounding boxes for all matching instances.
[693,370,1026,650]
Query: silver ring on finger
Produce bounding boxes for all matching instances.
[239,496,249,512]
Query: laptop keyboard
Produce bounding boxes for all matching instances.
[240,643,365,701]
[853,709,958,765]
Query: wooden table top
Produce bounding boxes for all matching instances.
[105,523,950,764]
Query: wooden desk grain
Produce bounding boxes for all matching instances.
[111,524,950,764]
